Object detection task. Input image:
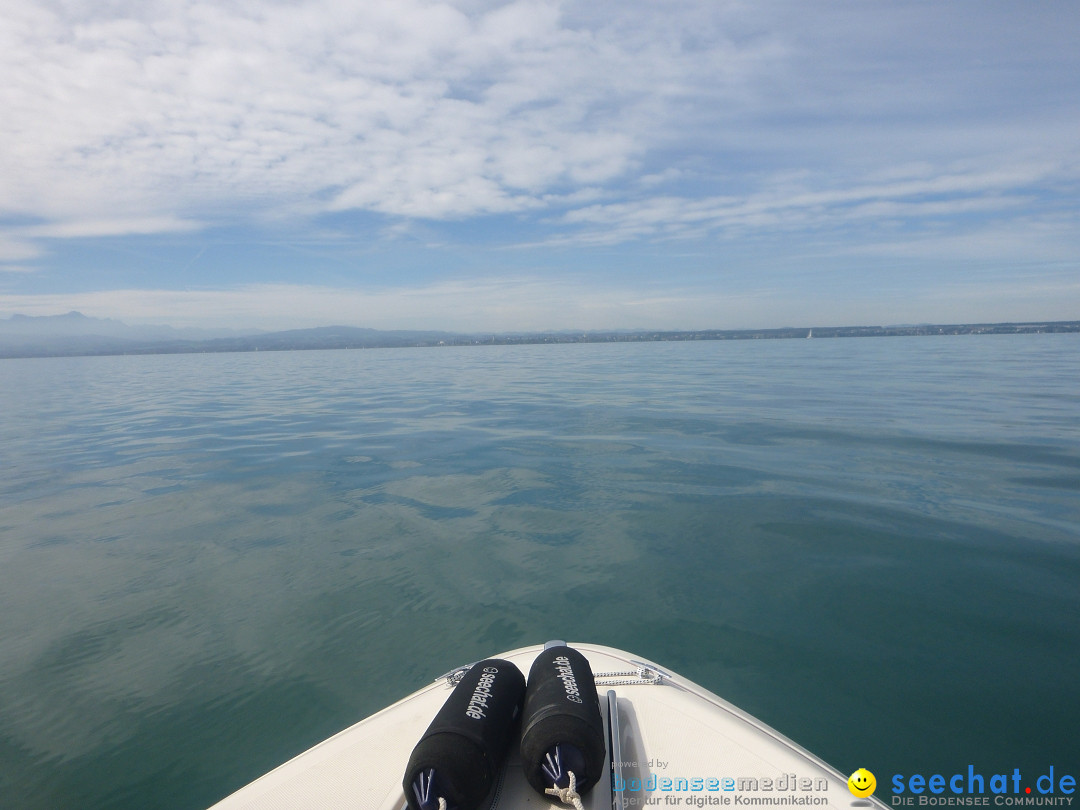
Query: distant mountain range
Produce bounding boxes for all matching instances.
[0,312,462,357]
[1,311,1077,359]
[0,311,241,341]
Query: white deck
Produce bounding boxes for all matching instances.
[209,643,889,810]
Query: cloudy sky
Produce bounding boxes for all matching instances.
[2,0,1078,331]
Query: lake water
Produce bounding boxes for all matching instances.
[1,335,1078,809]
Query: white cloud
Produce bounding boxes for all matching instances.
[2,0,1078,330]
[0,236,42,263]
[3,0,749,231]
[543,160,1076,247]
[5,1,1077,238]
[841,216,1080,264]
[19,216,202,239]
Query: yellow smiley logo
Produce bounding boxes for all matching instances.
[848,768,876,798]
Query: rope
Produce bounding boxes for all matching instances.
[438,799,446,810]
[546,770,585,810]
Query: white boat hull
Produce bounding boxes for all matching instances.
[209,643,887,810]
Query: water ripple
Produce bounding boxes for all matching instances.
[1,336,1078,808]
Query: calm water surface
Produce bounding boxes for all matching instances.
[1,336,1078,809]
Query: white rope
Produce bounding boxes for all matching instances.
[545,769,585,810]
[438,798,446,810]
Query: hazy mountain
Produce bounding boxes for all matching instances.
[1,313,1077,359]
[0,311,247,341]
[0,313,463,357]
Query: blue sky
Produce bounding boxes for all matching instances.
[1,0,1078,331]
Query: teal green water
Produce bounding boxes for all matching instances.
[1,336,1078,809]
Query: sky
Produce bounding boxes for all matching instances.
[1,0,1078,332]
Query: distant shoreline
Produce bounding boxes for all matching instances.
[1,320,1077,360]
